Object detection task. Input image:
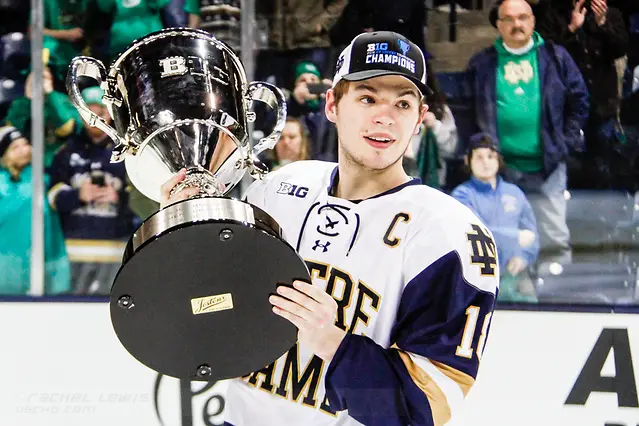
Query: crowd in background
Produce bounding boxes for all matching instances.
[0,0,638,303]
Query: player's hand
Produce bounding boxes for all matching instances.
[159,168,200,209]
[518,229,536,248]
[507,256,528,276]
[270,280,347,362]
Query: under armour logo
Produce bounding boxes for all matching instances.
[398,39,411,56]
[466,224,497,276]
[313,240,331,253]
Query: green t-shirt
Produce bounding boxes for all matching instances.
[495,33,544,173]
[42,0,88,73]
[184,0,200,16]
[96,0,171,60]
[3,91,81,167]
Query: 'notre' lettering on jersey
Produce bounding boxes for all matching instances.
[223,161,499,426]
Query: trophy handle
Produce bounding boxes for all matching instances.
[245,82,287,178]
[66,56,126,162]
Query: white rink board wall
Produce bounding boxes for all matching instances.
[449,310,639,426]
[0,303,227,426]
[0,303,637,426]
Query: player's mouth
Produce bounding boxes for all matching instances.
[363,133,396,149]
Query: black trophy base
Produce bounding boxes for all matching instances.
[110,220,308,381]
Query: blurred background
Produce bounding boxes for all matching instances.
[0,0,638,425]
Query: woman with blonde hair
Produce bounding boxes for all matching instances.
[271,117,312,170]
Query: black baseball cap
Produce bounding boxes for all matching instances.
[332,31,432,97]
[467,133,499,155]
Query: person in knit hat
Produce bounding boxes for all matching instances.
[452,132,539,301]
[0,126,71,295]
[47,86,133,295]
[288,61,338,161]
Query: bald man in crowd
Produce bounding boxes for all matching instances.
[465,0,589,267]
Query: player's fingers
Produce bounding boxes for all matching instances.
[269,295,315,322]
[276,285,321,312]
[293,280,336,307]
[272,305,304,329]
[160,168,187,203]
[170,187,200,204]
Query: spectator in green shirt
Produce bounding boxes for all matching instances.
[96,0,170,61]
[3,67,82,168]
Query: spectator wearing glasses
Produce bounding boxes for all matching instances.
[465,0,589,266]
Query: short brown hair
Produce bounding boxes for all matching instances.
[332,80,352,107]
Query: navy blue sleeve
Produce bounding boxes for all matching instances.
[47,147,84,213]
[325,218,499,425]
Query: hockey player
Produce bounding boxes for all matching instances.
[161,31,500,426]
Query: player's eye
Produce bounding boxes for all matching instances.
[397,100,411,110]
[359,96,375,104]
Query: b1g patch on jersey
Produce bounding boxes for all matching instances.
[276,182,309,198]
[466,224,497,276]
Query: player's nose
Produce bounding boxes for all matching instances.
[371,104,396,126]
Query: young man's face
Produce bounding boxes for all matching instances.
[325,75,426,172]
[85,103,112,141]
[469,147,500,181]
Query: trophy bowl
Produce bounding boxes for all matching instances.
[67,28,308,381]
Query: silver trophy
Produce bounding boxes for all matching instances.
[67,28,308,381]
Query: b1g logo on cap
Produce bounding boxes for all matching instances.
[365,40,416,74]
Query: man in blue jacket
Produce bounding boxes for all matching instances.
[453,133,539,301]
[465,0,589,266]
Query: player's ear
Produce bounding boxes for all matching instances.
[414,103,428,135]
[325,89,338,124]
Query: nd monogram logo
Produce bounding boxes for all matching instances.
[504,60,534,85]
[466,224,497,276]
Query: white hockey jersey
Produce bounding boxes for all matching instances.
[224,160,499,426]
